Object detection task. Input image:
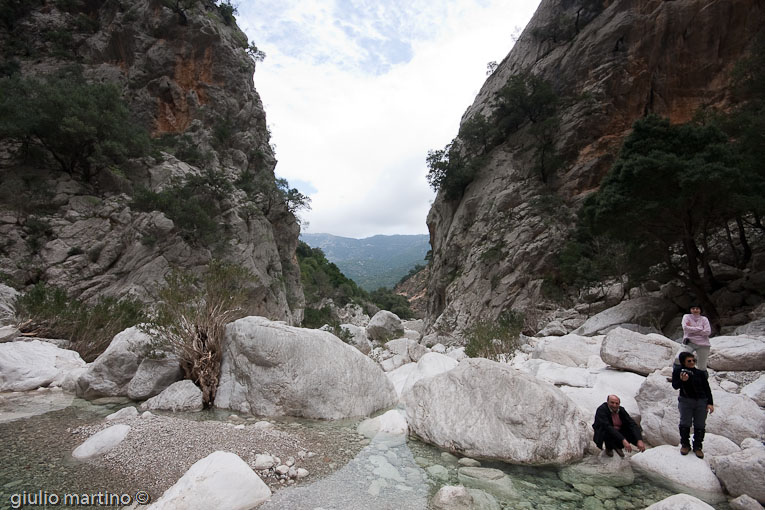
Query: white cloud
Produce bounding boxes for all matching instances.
[237,0,540,238]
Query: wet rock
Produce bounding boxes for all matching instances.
[105,406,138,422]
[457,467,518,501]
[558,454,635,487]
[431,485,501,510]
[643,494,715,509]
[426,464,449,482]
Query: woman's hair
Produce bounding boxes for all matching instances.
[679,351,695,364]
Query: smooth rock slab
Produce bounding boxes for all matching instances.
[573,297,677,336]
[405,358,590,465]
[644,494,715,509]
[600,328,677,376]
[126,357,183,400]
[629,446,725,504]
[147,451,271,510]
[216,316,397,419]
[531,334,603,368]
[72,424,131,459]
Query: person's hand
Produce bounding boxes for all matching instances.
[707,405,714,414]
[622,439,632,452]
[636,440,646,452]
[680,372,689,381]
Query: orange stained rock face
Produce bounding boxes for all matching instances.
[155,45,219,134]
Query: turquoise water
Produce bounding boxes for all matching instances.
[0,392,732,510]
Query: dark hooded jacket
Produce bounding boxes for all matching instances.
[592,402,643,449]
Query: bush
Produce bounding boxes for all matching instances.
[0,68,151,180]
[464,310,524,360]
[15,283,146,362]
[146,261,257,406]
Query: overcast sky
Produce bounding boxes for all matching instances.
[236,0,541,239]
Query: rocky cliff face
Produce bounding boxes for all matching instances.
[0,0,304,322]
[426,0,763,333]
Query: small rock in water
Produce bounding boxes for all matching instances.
[458,457,481,467]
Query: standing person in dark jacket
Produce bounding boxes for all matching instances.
[672,351,715,458]
[592,395,646,457]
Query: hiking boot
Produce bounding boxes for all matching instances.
[605,449,614,457]
[615,449,625,458]
[680,445,691,455]
[694,449,704,459]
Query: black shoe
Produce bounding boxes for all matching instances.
[605,448,614,457]
[615,449,625,458]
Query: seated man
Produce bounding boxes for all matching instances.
[592,394,646,457]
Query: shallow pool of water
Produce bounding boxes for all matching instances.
[0,392,732,510]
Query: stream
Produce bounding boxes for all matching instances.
[0,390,731,510]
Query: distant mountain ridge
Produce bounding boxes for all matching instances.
[300,233,430,291]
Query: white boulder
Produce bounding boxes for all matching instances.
[105,406,138,422]
[629,445,725,504]
[729,494,765,510]
[72,424,131,459]
[709,440,765,503]
[515,359,595,388]
[0,340,86,391]
[707,335,765,371]
[215,316,397,419]
[600,328,677,375]
[643,494,716,510]
[386,363,419,399]
[742,375,765,406]
[357,409,408,445]
[366,310,404,342]
[147,451,271,510]
[400,352,458,399]
[126,357,183,400]
[404,358,589,465]
[141,380,203,412]
[0,283,18,324]
[339,323,373,354]
[76,326,153,399]
[531,334,602,367]
[0,325,19,342]
[558,367,645,420]
[431,486,500,510]
[573,297,678,336]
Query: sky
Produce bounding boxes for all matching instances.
[236,0,541,239]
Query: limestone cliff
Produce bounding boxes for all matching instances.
[426,0,763,333]
[0,0,304,322]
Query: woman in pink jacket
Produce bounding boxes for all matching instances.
[680,305,712,372]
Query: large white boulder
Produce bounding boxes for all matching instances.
[366,310,404,342]
[72,424,131,459]
[404,358,589,465]
[515,359,595,388]
[357,409,408,445]
[76,327,153,399]
[141,380,203,412]
[558,367,645,420]
[629,445,725,504]
[215,316,397,419]
[600,328,678,375]
[742,375,765,406]
[643,494,716,510]
[147,451,271,510]
[126,357,183,400]
[573,297,678,336]
[400,352,458,400]
[707,335,765,371]
[0,283,18,324]
[709,440,765,503]
[531,334,602,367]
[0,340,86,391]
[635,371,765,446]
[386,363,419,399]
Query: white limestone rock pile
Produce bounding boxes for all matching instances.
[709,439,765,503]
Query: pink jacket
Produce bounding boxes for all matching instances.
[682,314,711,346]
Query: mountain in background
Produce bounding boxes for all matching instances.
[300,233,430,291]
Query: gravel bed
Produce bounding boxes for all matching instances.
[69,411,369,502]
